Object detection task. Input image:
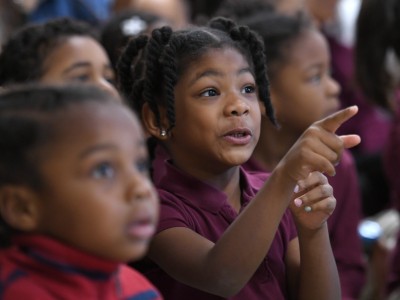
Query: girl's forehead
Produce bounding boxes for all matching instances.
[280,29,317,59]
[175,47,255,89]
[49,102,128,131]
[43,102,143,149]
[185,47,251,69]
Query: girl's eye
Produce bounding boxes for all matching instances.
[92,162,115,179]
[104,70,116,85]
[136,158,150,173]
[200,88,219,97]
[308,73,322,84]
[105,76,116,85]
[242,85,255,94]
[70,75,90,82]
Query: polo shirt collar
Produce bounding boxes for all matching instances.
[157,160,259,213]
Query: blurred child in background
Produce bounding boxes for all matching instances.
[240,11,366,299]
[0,18,118,97]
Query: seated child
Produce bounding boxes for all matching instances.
[240,11,366,299]
[0,84,162,300]
[0,17,118,97]
[117,17,361,299]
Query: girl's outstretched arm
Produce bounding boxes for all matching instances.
[148,106,359,298]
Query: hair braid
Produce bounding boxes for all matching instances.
[116,35,148,100]
[143,26,173,126]
[208,16,236,32]
[129,79,145,113]
[159,38,183,130]
[233,26,275,124]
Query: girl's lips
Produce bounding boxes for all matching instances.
[127,218,156,240]
[222,128,253,145]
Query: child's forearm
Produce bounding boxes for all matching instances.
[203,166,297,295]
[296,223,341,300]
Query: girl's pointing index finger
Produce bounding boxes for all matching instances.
[316,105,359,133]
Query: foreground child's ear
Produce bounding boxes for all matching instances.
[0,186,41,232]
[142,102,170,140]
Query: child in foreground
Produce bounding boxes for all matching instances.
[0,85,162,300]
[118,17,361,299]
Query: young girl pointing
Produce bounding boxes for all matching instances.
[118,17,361,299]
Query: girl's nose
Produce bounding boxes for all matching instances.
[97,78,120,99]
[225,94,250,116]
[327,76,341,98]
[126,171,156,203]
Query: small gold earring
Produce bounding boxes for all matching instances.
[160,129,167,137]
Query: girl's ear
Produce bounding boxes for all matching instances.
[0,186,41,232]
[141,102,170,140]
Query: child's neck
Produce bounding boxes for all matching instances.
[172,158,243,212]
[252,120,299,172]
[210,167,243,213]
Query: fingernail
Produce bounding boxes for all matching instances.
[304,206,312,213]
[294,198,302,207]
[294,185,299,193]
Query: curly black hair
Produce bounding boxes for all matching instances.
[0,17,98,87]
[117,16,275,133]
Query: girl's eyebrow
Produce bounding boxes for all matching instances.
[303,63,323,73]
[189,67,253,87]
[79,144,117,159]
[62,62,91,74]
[79,139,146,159]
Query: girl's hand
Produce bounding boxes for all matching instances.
[276,106,360,183]
[289,171,335,230]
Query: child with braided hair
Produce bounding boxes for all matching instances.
[117,17,360,299]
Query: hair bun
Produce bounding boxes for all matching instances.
[208,17,236,33]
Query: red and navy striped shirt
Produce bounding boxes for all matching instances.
[0,235,163,300]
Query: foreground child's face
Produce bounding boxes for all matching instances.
[35,102,159,262]
[169,47,261,177]
[270,29,340,134]
[40,36,119,97]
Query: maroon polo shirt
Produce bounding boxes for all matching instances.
[147,161,297,300]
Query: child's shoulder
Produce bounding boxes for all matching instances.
[0,248,52,300]
[118,265,163,299]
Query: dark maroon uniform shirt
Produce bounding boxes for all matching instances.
[147,160,297,299]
